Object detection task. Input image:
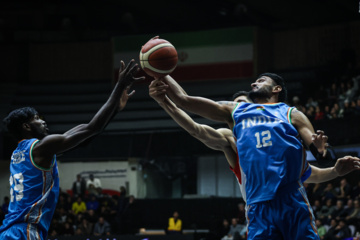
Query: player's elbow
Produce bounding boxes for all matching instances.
[173,94,190,109]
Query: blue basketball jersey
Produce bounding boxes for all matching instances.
[232,102,310,205]
[0,138,60,239]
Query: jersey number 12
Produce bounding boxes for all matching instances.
[255,130,273,148]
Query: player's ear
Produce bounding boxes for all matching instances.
[273,85,282,94]
[22,123,31,132]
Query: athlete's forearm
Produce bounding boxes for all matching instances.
[305,166,337,183]
[159,96,200,136]
[163,76,233,124]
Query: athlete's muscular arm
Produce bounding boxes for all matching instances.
[291,109,325,151]
[306,156,360,183]
[149,79,237,168]
[160,75,235,128]
[33,60,144,168]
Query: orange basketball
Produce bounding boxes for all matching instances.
[139,37,178,78]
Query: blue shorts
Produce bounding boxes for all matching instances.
[0,223,44,240]
[246,181,319,240]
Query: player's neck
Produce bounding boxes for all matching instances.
[254,96,278,104]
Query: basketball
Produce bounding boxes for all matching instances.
[139,37,178,78]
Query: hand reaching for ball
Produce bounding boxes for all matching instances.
[149,79,169,103]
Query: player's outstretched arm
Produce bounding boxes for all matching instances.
[149,79,237,168]
[306,156,360,183]
[160,75,235,127]
[291,109,335,165]
[33,60,144,168]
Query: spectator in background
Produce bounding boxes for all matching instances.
[93,216,111,236]
[345,76,360,103]
[85,209,98,225]
[63,221,74,236]
[306,97,319,109]
[167,211,182,235]
[316,219,327,239]
[72,196,87,215]
[318,199,336,224]
[122,195,139,235]
[337,178,352,201]
[236,203,246,225]
[218,219,230,240]
[306,106,315,121]
[345,199,360,227]
[86,195,100,212]
[331,103,342,118]
[87,174,102,196]
[292,96,303,111]
[321,219,338,240]
[351,181,360,199]
[222,218,245,240]
[324,105,333,120]
[57,195,71,213]
[327,82,339,106]
[333,219,352,239]
[120,186,127,197]
[342,199,354,217]
[1,197,9,215]
[72,174,86,199]
[314,106,325,121]
[312,199,322,216]
[331,200,346,221]
[322,183,338,203]
[78,218,93,236]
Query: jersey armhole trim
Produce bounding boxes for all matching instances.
[231,102,240,132]
[30,140,54,172]
[287,107,295,125]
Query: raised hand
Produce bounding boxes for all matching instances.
[334,156,360,176]
[149,79,169,103]
[119,86,135,111]
[117,60,145,88]
[311,130,329,157]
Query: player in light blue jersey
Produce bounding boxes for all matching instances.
[155,74,360,240]
[0,60,144,240]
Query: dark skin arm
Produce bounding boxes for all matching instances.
[32,60,144,168]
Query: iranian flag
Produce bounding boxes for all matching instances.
[113,27,254,81]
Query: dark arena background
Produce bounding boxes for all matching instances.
[0,1,360,240]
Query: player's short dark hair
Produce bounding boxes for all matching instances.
[232,91,249,101]
[3,107,38,140]
[258,73,287,102]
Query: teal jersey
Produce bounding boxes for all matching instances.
[0,138,59,239]
[232,102,310,205]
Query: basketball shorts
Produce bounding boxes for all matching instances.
[0,223,44,240]
[246,181,320,240]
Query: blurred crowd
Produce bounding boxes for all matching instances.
[212,178,360,240]
[290,75,360,122]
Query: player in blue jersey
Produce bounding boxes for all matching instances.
[148,78,360,197]
[0,60,144,240]
[152,74,359,239]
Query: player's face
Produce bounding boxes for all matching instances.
[28,114,49,139]
[249,76,276,102]
[234,95,251,103]
[250,76,275,92]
